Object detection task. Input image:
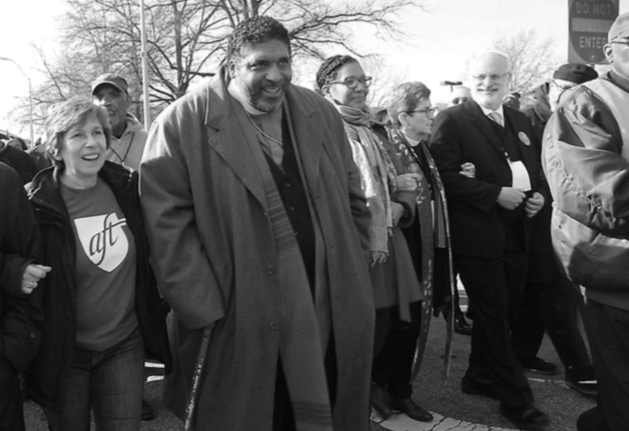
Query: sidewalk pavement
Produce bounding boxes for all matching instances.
[23,316,594,431]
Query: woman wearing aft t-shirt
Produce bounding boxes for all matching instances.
[25,97,171,431]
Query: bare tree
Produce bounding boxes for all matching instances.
[491,29,560,107]
[10,0,427,131]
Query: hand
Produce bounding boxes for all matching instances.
[21,264,51,294]
[459,162,476,178]
[396,173,423,191]
[496,187,526,210]
[370,251,388,267]
[391,202,405,226]
[525,192,545,218]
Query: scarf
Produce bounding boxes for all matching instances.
[388,127,455,381]
[333,104,397,254]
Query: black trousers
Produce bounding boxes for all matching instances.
[456,252,533,409]
[0,354,25,431]
[272,339,337,431]
[372,302,420,400]
[583,299,629,431]
[511,276,591,370]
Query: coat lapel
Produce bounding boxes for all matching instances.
[465,100,506,158]
[203,71,268,210]
[284,86,322,193]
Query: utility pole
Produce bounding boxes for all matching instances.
[139,0,151,129]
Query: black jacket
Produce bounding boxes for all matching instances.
[0,144,39,185]
[25,161,172,412]
[0,162,44,373]
[430,100,549,259]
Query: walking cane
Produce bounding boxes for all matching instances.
[183,325,213,431]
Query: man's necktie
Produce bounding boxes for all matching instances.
[488,111,504,127]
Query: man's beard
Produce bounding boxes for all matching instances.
[235,77,288,113]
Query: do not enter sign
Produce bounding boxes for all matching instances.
[568,0,618,64]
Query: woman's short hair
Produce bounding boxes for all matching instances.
[315,55,358,95]
[387,82,431,129]
[45,97,111,166]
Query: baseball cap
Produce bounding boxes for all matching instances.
[608,11,629,42]
[553,64,598,85]
[91,73,129,95]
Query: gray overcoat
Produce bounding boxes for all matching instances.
[140,71,375,430]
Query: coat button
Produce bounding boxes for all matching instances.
[266,266,276,275]
[30,332,37,340]
[284,182,291,188]
[288,205,295,211]
[268,321,277,330]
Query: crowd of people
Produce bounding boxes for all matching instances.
[3,11,629,431]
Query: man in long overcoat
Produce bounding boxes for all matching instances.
[140,17,374,431]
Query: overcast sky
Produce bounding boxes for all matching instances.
[1,0,627,139]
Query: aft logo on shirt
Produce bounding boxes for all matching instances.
[74,213,129,272]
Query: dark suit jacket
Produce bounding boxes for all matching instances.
[430,100,547,259]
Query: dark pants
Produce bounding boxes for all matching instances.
[372,302,420,400]
[581,299,629,431]
[0,354,25,431]
[46,329,145,431]
[273,338,337,431]
[512,276,591,369]
[456,252,533,409]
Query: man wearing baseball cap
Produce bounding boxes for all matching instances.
[512,62,598,400]
[91,73,148,171]
[547,63,598,111]
[543,11,629,431]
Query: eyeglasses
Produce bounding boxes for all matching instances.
[329,76,373,89]
[471,72,510,81]
[611,40,629,47]
[551,79,576,93]
[407,107,438,116]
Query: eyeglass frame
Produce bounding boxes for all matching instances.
[550,79,577,93]
[471,72,511,81]
[610,39,629,47]
[327,76,373,90]
[406,106,438,116]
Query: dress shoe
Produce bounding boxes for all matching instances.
[390,397,433,422]
[565,365,597,398]
[577,407,609,431]
[461,375,500,400]
[519,356,557,375]
[500,404,550,430]
[370,382,393,418]
[141,399,155,421]
[454,315,472,336]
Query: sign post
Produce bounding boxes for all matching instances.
[568,0,619,64]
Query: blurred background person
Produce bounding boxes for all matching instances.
[512,62,598,397]
[448,86,472,107]
[317,55,432,423]
[25,97,171,431]
[91,74,147,171]
[0,137,38,184]
[503,92,522,111]
[1,162,50,431]
[548,63,598,111]
[521,81,551,144]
